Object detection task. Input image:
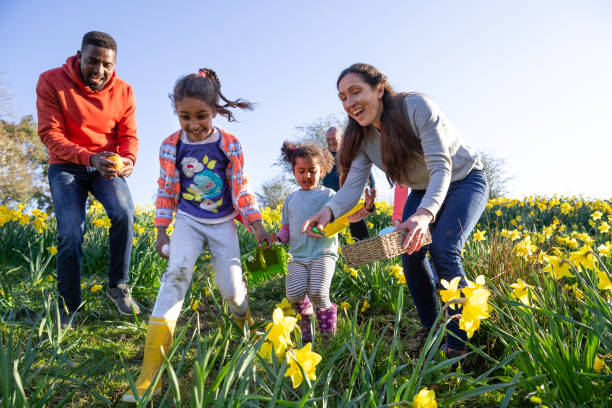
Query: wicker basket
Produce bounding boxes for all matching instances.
[341,228,432,268]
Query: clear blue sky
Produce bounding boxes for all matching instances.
[1,0,610,206]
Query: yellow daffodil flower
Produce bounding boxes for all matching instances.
[284,342,322,388]
[509,279,534,305]
[472,229,486,242]
[439,277,462,309]
[90,284,103,293]
[543,255,573,280]
[275,297,296,317]
[596,268,612,291]
[412,387,438,408]
[594,356,607,373]
[360,300,370,313]
[569,246,595,271]
[47,246,58,255]
[340,301,351,310]
[598,242,611,257]
[459,284,491,338]
[259,308,297,361]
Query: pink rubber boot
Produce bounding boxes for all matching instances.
[293,296,314,343]
[316,303,338,342]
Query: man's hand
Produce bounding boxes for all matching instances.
[118,157,134,177]
[90,152,121,178]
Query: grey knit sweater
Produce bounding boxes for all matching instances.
[326,93,482,220]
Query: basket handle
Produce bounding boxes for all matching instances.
[258,241,268,269]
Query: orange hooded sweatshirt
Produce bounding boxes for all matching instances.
[36,55,138,166]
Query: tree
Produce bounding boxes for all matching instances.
[479,151,513,198]
[273,114,345,172]
[256,114,345,209]
[0,84,50,210]
[255,174,295,210]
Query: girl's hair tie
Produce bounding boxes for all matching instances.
[292,146,296,151]
[197,69,207,78]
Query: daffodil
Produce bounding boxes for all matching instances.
[360,300,370,313]
[259,340,274,361]
[459,284,491,338]
[598,242,611,257]
[569,246,595,270]
[259,308,297,361]
[591,211,603,220]
[284,342,322,388]
[598,222,610,233]
[543,255,573,280]
[90,284,103,293]
[594,355,607,373]
[472,229,486,242]
[412,387,438,408]
[510,279,534,305]
[275,297,296,317]
[339,301,351,310]
[47,246,58,255]
[596,267,612,291]
[440,277,462,309]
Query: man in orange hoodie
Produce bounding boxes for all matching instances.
[37,31,140,329]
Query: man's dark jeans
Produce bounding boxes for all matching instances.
[48,163,135,313]
[401,169,489,350]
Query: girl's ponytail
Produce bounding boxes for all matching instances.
[172,67,255,122]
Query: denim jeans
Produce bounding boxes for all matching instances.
[401,169,489,350]
[48,163,135,312]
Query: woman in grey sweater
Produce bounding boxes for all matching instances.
[302,63,489,357]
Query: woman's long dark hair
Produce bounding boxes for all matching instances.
[336,63,423,186]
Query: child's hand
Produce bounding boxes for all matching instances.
[155,228,170,258]
[270,232,282,244]
[252,220,272,249]
[364,187,377,211]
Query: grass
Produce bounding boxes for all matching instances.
[1,196,612,406]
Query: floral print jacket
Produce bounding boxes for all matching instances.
[155,128,262,229]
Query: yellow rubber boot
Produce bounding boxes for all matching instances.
[121,318,175,403]
[233,307,254,330]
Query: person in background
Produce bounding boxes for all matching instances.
[322,126,376,241]
[392,184,410,227]
[36,31,140,330]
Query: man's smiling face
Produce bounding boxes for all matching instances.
[77,44,116,90]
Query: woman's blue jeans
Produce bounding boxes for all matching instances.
[48,163,135,313]
[401,169,489,350]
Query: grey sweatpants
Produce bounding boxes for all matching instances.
[151,213,249,322]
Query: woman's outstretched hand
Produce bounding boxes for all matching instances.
[396,207,433,254]
[301,206,333,238]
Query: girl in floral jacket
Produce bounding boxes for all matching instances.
[123,68,270,403]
